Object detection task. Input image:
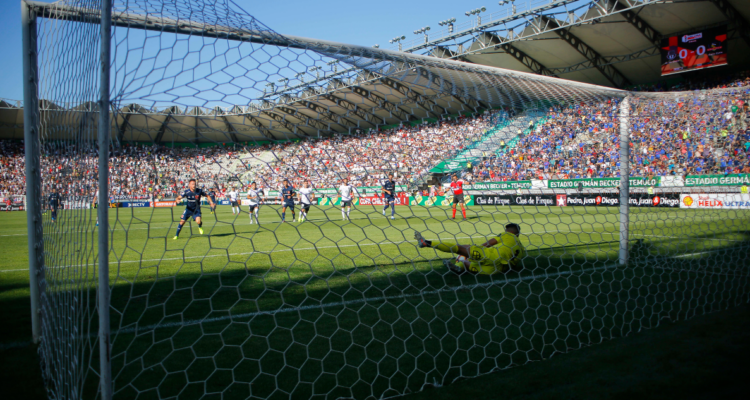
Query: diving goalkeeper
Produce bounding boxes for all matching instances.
[414,223,526,274]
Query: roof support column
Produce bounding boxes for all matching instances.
[709,0,750,47]
[541,16,631,88]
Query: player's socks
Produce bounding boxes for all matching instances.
[175,224,183,237]
[282,212,285,222]
[462,209,466,219]
[346,210,350,219]
[432,242,459,254]
[342,210,346,220]
[390,204,395,217]
[452,209,456,219]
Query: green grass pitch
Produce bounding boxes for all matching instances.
[1,204,748,399]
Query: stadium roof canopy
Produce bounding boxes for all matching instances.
[404,0,750,88]
[1,0,747,144]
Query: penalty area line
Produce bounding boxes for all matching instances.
[117,263,623,335]
[0,228,621,273]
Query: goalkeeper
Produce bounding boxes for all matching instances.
[414,223,526,274]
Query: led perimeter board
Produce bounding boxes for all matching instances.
[660,26,727,76]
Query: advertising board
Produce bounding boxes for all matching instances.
[680,193,750,209]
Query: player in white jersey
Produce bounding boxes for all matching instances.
[228,187,240,215]
[246,181,262,225]
[339,179,356,221]
[297,180,315,223]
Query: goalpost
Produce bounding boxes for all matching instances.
[22,1,750,399]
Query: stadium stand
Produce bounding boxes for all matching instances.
[1,74,749,199]
[471,84,750,182]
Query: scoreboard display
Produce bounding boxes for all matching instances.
[661,26,727,76]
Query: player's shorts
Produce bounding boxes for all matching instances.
[283,202,295,211]
[301,203,311,212]
[453,195,464,204]
[209,197,216,204]
[341,200,352,207]
[466,245,511,274]
[181,208,202,221]
[384,196,396,204]
[231,201,239,207]
[248,204,259,212]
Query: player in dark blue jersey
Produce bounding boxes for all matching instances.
[48,190,61,222]
[208,188,218,214]
[173,179,215,239]
[280,179,296,223]
[381,173,396,220]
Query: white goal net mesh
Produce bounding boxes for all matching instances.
[25,0,750,399]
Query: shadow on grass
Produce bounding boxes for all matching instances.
[18,226,750,400]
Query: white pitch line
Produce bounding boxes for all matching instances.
[0,229,621,273]
[2,251,740,348]
[633,233,746,242]
[116,263,623,335]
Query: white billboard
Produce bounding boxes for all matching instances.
[680,193,750,209]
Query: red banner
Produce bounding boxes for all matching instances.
[151,201,177,207]
[358,195,409,206]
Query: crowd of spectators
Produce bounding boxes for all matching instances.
[2,72,750,200]
[470,81,750,182]
[242,111,504,192]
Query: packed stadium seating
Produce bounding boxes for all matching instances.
[1,74,749,199]
[471,83,750,182]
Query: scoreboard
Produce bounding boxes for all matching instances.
[661,26,727,76]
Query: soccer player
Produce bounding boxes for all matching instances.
[382,173,396,220]
[339,179,356,221]
[414,223,526,275]
[449,174,468,220]
[247,181,262,225]
[228,186,240,215]
[208,187,218,214]
[48,190,61,222]
[297,180,315,222]
[280,179,296,223]
[173,179,215,239]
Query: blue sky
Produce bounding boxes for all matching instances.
[0,0,532,102]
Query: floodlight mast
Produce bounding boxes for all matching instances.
[413,26,431,44]
[389,35,406,51]
[465,6,487,25]
[438,18,456,34]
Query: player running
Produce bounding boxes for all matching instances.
[247,182,262,225]
[280,179,296,223]
[228,186,240,215]
[297,180,315,222]
[381,173,396,220]
[208,188,218,214]
[173,179,215,239]
[48,190,61,222]
[414,223,526,275]
[449,174,468,220]
[339,179,356,221]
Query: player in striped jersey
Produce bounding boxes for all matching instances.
[246,182,262,225]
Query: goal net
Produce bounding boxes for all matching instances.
[24,0,750,399]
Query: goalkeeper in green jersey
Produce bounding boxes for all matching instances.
[414,223,526,274]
